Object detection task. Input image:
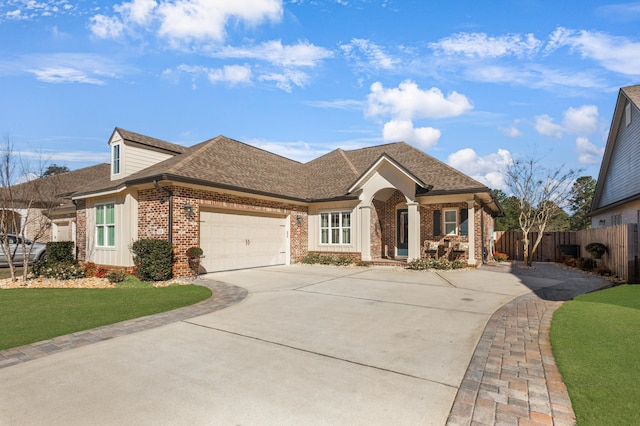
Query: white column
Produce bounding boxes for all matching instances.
[467,201,476,265]
[360,205,372,261]
[407,202,421,261]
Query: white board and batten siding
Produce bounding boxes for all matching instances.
[199,209,288,273]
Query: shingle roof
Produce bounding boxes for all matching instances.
[622,84,640,107]
[6,163,111,206]
[114,127,188,154]
[74,130,492,202]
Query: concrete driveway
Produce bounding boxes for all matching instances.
[0,265,556,425]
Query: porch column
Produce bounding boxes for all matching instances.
[407,202,421,261]
[467,201,476,265]
[360,205,372,261]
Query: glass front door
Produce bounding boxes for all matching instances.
[396,209,408,257]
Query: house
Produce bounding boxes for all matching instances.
[591,84,640,227]
[0,163,110,245]
[71,128,502,277]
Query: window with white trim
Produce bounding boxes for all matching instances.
[320,212,351,244]
[444,209,458,235]
[96,203,115,247]
[112,144,121,174]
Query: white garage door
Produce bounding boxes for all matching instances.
[199,210,287,273]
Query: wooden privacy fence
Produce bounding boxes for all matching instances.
[494,224,639,282]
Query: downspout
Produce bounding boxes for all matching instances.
[154,180,173,244]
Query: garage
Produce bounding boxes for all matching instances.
[199,209,287,273]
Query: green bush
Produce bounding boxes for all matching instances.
[106,270,127,283]
[408,257,467,270]
[45,241,74,263]
[300,252,354,266]
[130,239,173,281]
[31,261,85,279]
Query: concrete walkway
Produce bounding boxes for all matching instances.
[0,263,610,425]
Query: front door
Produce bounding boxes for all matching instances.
[396,209,408,257]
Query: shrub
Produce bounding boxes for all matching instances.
[45,241,75,264]
[492,251,509,262]
[186,246,203,258]
[31,261,85,280]
[593,265,613,276]
[106,270,127,283]
[356,260,370,267]
[408,257,467,270]
[130,239,174,282]
[300,252,354,266]
[96,267,109,278]
[580,258,597,272]
[585,242,608,259]
[83,262,97,277]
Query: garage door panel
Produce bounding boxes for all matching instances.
[200,211,287,273]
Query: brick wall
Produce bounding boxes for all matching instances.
[75,199,87,261]
[138,186,309,277]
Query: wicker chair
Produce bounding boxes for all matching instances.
[424,240,440,259]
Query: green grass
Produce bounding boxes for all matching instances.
[0,280,211,350]
[550,285,640,425]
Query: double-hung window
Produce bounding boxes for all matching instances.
[96,203,115,247]
[112,144,121,175]
[320,212,351,244]
[444,209,458,235]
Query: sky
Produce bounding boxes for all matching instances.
[1,0,639,190]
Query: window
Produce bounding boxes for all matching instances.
[625,102,632,127]
[96,203,115,247]
[320,212,351,244]
[112,144,121,174]
[444,209,458,235]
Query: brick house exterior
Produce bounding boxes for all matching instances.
[71,128,501,277]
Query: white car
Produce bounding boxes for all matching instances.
[0,234,47,266]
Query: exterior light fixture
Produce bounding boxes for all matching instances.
[183,203,195,218]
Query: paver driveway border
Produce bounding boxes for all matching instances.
[0,262,611,425]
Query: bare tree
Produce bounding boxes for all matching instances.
[0,136,57,281]
[506,157,581,267]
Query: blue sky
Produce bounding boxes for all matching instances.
[1,0,639,190]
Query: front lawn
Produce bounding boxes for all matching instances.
[550,285,640,425]
[0,282,211,350]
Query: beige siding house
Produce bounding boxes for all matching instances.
[591,85,640,226]
[72,128,502,277]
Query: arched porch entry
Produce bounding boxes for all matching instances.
[350,156,424,262]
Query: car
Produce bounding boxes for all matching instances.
[0,234,47,266]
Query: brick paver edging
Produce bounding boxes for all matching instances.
[0,280,248,369]
[446,292,576,426]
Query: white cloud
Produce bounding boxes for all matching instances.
[382,119,441,149]
[28,67,106,85]
[576,137,605,164]
[535,114,564,138]
[563,105,599,135]
[340,38,399,71]
[546,27,640,76]
[90,0,283,44]
[366,80,473,120]
[170,64,253,86]
[499,121,522,138]
[258,69,309,92]
[429,32,542,58]
[447,148,513,190]
[211,40,333,67]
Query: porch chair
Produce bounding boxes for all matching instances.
[452,242,469,261]
[423,240,440,259]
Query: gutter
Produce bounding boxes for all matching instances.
[153,180,173,244]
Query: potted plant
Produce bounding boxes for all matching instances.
[186,246,203,258]
[585,242,607,259]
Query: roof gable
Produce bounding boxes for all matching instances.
[591,84,640,213]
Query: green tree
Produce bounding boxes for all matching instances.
[41,164,69,177]
[568,176,596,230]
[493,189,520,231]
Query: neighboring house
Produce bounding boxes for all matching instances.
[72,128,502,277]
[0,163,110,246]
[591,84,640,227]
